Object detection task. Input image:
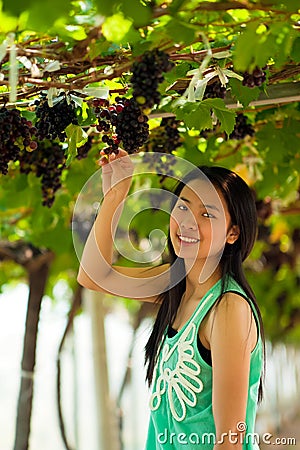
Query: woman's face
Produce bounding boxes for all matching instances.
[169,179,235,262]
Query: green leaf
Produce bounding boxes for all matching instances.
[2,0,33,16]
[94,0,120,16]
[24,0,73,31]
[164,62,192,85]
[283,0,300,12]
[233,23,275,72]
[256,120,300,164]
[174,102,213,131]
[102,13,133,43]
[165,18,196,45]
[121,0,151,27]
[168,0,189,14]
[65,124,88,166]
[228,78,260,107]
[291,37,300,63]
[203,98,236,136]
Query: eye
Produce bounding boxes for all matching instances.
[203,212,216,219]
[177,204,188,211]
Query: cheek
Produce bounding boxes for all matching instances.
[209,221,228,249]
[169,215,178,235]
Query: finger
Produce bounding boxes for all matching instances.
[109,152,117,162]
[97,155,109,166]
[114,148,128,158]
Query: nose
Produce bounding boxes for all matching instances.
[180,216,197,231]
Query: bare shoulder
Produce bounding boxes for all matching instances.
[211,291,254,331]
[208,291,257,351]
[215,291,253,317]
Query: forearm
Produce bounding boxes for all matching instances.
[78,190,125,285]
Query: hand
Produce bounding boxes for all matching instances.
[98,149,134,199]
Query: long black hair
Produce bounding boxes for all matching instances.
[144,165,265,402]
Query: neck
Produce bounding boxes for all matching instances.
[184,257,222,300]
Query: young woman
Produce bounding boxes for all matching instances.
[77,149,264,450]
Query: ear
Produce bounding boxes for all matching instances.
[226,225,240,244]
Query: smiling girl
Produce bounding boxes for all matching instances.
[77,149,264,450]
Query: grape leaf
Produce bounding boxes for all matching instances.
[94,0,120,16]
[165,18,196,45]
[174,102,213,130]
[121,0,151,26]
[203,99,236,136]
[2,0,34,16]
[65,124,88,166]
[102,14,133,43]
[228,79,260,107]
[291,37,300,63]
[233,23,275,72]
[25,0,73,31]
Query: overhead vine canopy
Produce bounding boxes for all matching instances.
[0,0,300,340]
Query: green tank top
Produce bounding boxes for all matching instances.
[145,275,263,450]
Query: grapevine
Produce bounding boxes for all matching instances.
[242,66,267,88]
[229,114,255,140]
[130,49,174,109]
[0,107,37,175]
[34,95,78,141]
[76,136,94,160]
[93,97,149,154]
[203,81,227,99]
[19,141,66,207]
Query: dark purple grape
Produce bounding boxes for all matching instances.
[229,114,255,139]
[19,140,66,207]
[242,66,267,88]
[76,136,93,160]
[130,49,174,109]
[35,95,78,141]
[0,107,38,174]
[93,96,149,155]
[204,81,226,99]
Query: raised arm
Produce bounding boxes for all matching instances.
[77,149,170,301]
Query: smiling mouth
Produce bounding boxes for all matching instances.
[178,234,200,244]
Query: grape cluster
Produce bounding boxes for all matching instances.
[242,66,267,88]
[19,141,66,207]
[115,98,149,152]
[76,136,93,160]
[0,107,37,175]
[144,117,181,154]
[93,97,149,154]
[35,95,78,141]
[203,81,226,99]
[229,114,255,140]
[131,49,174,109]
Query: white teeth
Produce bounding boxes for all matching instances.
[178,235,199,243]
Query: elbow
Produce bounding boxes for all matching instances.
[77,267,91,289]
[76,266,107,292]
[77,272,87,289]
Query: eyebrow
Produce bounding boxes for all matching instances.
[179,196,221,213]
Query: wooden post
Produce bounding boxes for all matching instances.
[84,290,120,450]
